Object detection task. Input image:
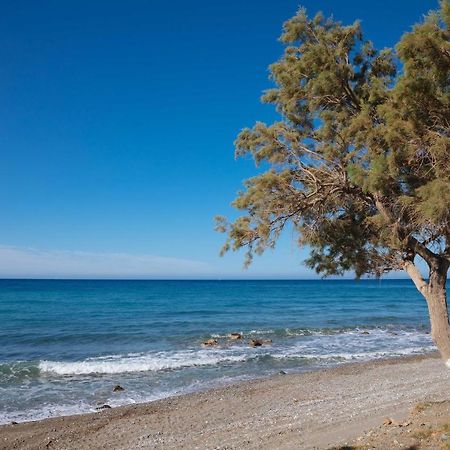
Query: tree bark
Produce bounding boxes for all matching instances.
[424,263,450,363]
[405,257,450,363]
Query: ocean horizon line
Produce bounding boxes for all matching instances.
[0,277,415,281]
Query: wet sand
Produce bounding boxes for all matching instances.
[1,353,449,450]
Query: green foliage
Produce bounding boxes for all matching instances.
[217,2,450,277]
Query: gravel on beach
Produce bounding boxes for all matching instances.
[1,353,449,450]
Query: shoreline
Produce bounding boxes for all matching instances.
[2,352,449,449]
[0,351,438,426]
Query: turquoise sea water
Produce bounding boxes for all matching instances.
[0,279,436,424]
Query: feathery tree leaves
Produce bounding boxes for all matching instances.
[217,1,450,281]
[217,1,450,362]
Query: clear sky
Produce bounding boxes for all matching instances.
[0,0,438,278]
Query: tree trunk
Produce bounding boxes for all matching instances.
[424,264,450,364]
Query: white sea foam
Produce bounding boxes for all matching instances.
[0,385,184,425]
[272,346,435,362]
[39,350,252,375]
[0,402,95,425]
[3,326,436,426]
[268,327,435,362]
[210,329,274,338]
[37,327,434,376]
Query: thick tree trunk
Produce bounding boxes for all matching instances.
[405,258,450,363]
[425,267,450,364]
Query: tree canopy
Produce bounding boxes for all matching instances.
[217,1,450,284]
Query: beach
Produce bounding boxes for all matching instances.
[2,0,449,448]
[2,353,450,449]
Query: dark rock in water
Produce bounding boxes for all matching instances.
[249,338,272,347]
[361,331,370,335]
[249,339,263,347]
[10,421,18,425]
[202,339,218,347]
[96,404,112,410]
[279,370,287,375]
[113,385,125,392]
[229,332,243,340]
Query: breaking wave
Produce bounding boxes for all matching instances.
[39,350,253,375]
[35,326,435,376]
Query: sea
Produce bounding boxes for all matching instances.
[0,279,436,424]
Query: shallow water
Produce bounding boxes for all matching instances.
[0,279,435,423]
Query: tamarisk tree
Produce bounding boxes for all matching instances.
[217,2,450,361]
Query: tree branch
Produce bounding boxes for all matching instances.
[407,236,441,269]
[403,259,429,296]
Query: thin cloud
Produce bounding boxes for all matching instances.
[0,245,212,279]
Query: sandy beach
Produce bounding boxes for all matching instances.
[1,353,450,449]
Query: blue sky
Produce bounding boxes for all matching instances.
[0,0,438,278]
